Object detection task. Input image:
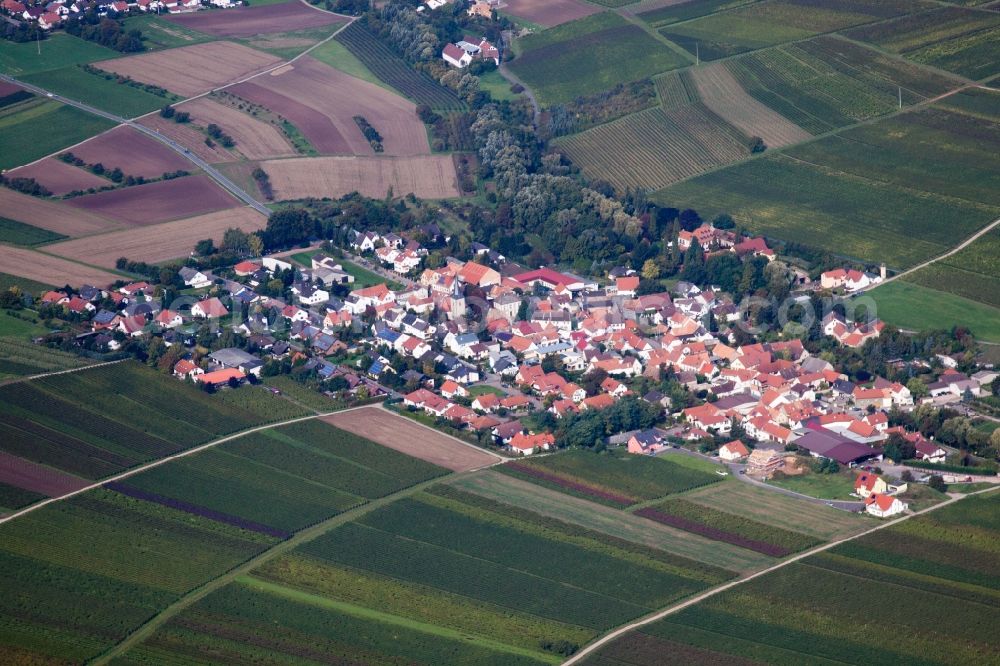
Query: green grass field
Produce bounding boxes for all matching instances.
[585,491,1000,665]
[477,69,521,102]
[0,271,53,294]
[122,14,214,50]
[0,33,119,76]
[0,313,48,339]
[654,105,1000,270]
[765,468,857,500]
[0,95,116,170]
[307,36,388,87]
[238,21,347,59]
[510,13,690,104]
[903,226,1000,309]
[864,281,1000,343]
[0,217,67,246]
[659,0,931,61]
[21,65,179,118]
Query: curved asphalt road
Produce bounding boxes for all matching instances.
[0,73,271,217]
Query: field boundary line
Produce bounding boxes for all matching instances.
[375,403,512,468]
[562,485,1000,665]
[0,357,127,387]
[0,402,375,526]
[90,467,484,665]
[875,216,1000,287]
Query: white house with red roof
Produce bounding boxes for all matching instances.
[191,297,228,319]
[865,493,907,518]
[719,440,749,461]
[442,43,472,68]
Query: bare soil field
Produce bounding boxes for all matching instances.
[0,451,89,497]
[67,126,192,178]
[165,1,341,38]
[0,246,120,287]
[0,188,119,237]
[65,175,239,226]
[93,41,282,97]
[179,97,295,159]
[0,81,23,97]
[322,407,501,472]
[263,155,460,200]
[138,114,236,163]
[249,57,430,156]
[46,206,266,268]
[6,158,109,196]
[693,62,812,148]
[227,80,350,154]
[501,0,600,28]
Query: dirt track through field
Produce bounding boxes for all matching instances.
[692,62,812,148]
[180,98,296,160]
[93,42,283,97]
[264,155,460,200]
[321,407,502,472]
[67,125,193,179]
[66,174,239,226]
[0,246,120,287]
[6,158,109,196]
[0,187,119,237]
[46,207,267,268]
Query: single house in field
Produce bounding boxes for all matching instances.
[865,493,907,518]
[719,440,749,461]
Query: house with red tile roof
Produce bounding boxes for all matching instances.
[719,440,749,461]
[191,297,228,319]
[853,472,887,498]
[508,431,554,455]
[865,493,906,518]
[195,368,245,386]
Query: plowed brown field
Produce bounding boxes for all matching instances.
[46,207,267,268]
[0,188,119,237]
[6,158,110,196]
[226,80,350,154]
[0,452,89,497]
[65,175,239,225]
[501,0,600,27]
[66,126,192,178]
[165,1,342,38]
[263,155,460,200]
[180,97,295,160]
[0,247,120,287]
[138,115,236,163]
[93,42,282,97]
[322,407,502,472]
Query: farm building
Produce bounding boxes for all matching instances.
[796,430,882,466]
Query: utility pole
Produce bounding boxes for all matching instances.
[898,86,902,109]
[695,42,699,66]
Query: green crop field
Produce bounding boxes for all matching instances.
[333,22,465,111]
[122,14,214,50]
[238,22,348,60]
[0,488,277,663]
[638,0,760,28]
[0,217,67,246]
[902,226,1000,310]
[726,37,960,134]
[498,449,721,507]
[844,6,1000,80]
[510,12,689,104]
[556,103,749,190]
[0,270,54,294]
[585,491,1000,665]
[654,104,1000,270]
[0,338,92,380]
[659,0,932,61]
[0,33,120,76]
[0,361,293,480]
[0,94,115,170]
[865,281,1000,343]
[22,65,179,118]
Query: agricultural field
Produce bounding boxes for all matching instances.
[0,246,121,288]
[179,97,297,160]
[0,488,279,663]
[233,57,431,156]
[21,64,179,118]
[262,154,461,200]
[843,6,1000,81]
[0,32,119,76]
[0,91,116,170]
[0,362,285,483]
[903,228,1000,310]
[0,187,119,237]
[655,105,1000,270]
[46,206,267,269]
[556,104,750,190]
[66,125,193,179]
[725,36,961,135]
[122,14,214,50]
[0,217,66,247]
[497,449,720,507]
[6,157,110,196]
[501,0,601,28]
[659,0,932,61]
[66,174,240,226]
[165,1,342,38]
[584,491,1000,665]
[138,111,237,163]
[93,41,282,97]
[638,0,760,27]
[334,22,466,111]
[322,406,501,472]
[0,338,93,380]
[510,12,690,104]
[116,419,446,536]
[689,61,811,148]
[0,271,54,294]
[865,281,1000,344]
[636,497,822,556]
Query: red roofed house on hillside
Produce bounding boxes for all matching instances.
[865,493,907,518]
[853,472,887,498]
